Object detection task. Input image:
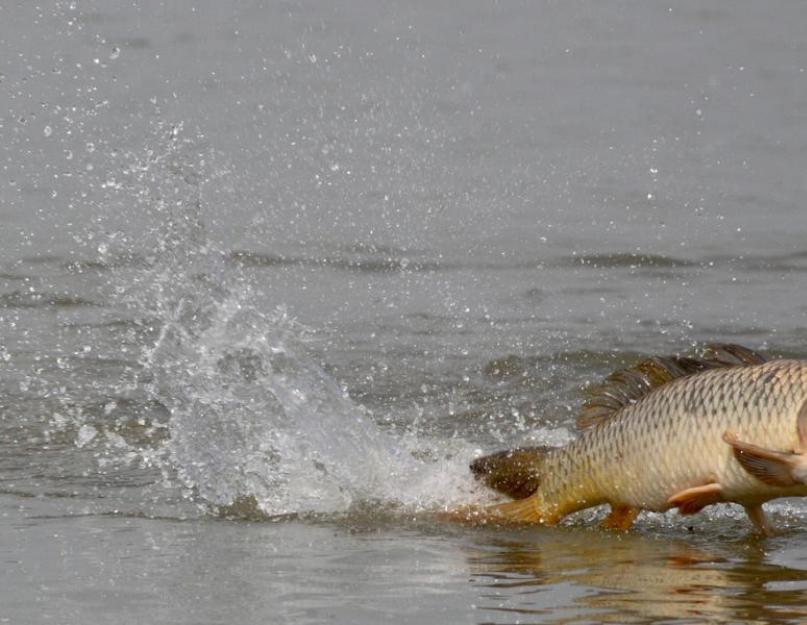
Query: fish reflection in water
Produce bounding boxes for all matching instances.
[466,527,807,624]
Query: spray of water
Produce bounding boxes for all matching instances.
[96,124,482,518]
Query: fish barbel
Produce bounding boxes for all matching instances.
[465,344,807,534]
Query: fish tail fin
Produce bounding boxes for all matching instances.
[470,446,552,499]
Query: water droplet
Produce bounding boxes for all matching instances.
[76,424,98,448]
[43,125,52,137]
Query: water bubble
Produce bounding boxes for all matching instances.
[43,125,53,137]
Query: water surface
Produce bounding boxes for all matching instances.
[3,1,807,623]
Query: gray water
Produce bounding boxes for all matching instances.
[3,1,807,623]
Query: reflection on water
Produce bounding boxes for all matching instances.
[467,529,807,624]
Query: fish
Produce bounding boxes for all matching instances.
[462,343,807,535]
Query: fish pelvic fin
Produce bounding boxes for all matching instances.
[722,430,806,488]
[668,482,724,515]
[601,505,640,530]
[744,504,774,536]
[470,446,551,499]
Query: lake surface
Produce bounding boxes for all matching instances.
[3,1,807,623]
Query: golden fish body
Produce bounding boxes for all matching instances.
[541,360,807,517]
[469,346,807,534]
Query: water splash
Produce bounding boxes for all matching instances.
[98,123,480,518]
[143,293,414,514]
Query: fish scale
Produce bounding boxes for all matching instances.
[466,348,807,534]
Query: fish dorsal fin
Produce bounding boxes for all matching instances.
[576,343,768,430]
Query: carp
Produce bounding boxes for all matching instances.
[466,344,807,534]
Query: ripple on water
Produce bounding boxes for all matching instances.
[556,252,698,270]
[0,290,99,308]
[228,249,443,273]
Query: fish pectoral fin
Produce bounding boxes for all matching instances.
[722,431,799,487]
[601,505,640,530]
[797,398,807,453]
[483,496,552,525]
[438,496,552,526]
[668,483,724,515]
